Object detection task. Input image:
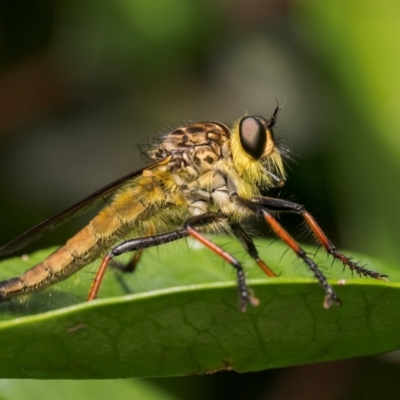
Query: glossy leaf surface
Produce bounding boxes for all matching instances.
[0,239,397,379]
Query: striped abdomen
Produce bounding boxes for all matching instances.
[0,190,147,301]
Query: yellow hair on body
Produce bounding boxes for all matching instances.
[229,118,286,198]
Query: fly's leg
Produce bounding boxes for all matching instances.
[108,250,144,296]
[111,230,154,294]
[88,213,258,312]
[88,228,189,302]
[110,250,143,273]
[236,197,341,309]
[111,227,156,273]
[184,215,259,312]
[249,196,388,281]
[230,222,277,277]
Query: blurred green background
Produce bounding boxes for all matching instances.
[1,0,400,399]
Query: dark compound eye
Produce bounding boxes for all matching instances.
[239,117,266,159]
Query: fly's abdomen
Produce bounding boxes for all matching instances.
[0,197,147,301]
[0,225,103,301]
[0,169,171,301]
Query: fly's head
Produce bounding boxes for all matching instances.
[230,106,287,190]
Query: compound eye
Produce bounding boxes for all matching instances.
[239,117,266,159]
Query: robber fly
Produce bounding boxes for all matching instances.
[0,106,387,311]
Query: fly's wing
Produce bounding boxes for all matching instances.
[0,159,168,256]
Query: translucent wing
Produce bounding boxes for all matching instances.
[0,161,166,256]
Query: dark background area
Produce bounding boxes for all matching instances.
[1,0,400,399]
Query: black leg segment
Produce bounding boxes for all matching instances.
[88,212,258,311]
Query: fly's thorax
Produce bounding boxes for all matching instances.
[156,139,229,216]
[189,143,222,175]
[150,121,230,160]
[148,120,232,193]
[165,127,229,188]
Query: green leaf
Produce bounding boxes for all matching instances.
[0,379,178,400]
[0,238,398,379]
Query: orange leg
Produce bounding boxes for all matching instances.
[87,213,260,311]
[302,211,387,280]
[236,195,388,308]
[87,229,188,301]
[88,253,111,301]
[186,225,259,311]
[262,211,339,309]
[250,196,388,280]
[230,222,277,277]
